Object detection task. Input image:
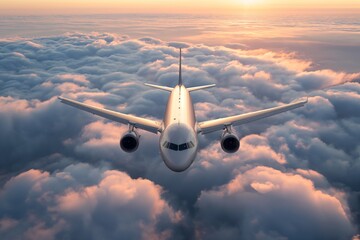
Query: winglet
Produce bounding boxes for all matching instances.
[179,48,182,86]
[291,96,308,105]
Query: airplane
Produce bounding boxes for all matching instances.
[59,49,307,172]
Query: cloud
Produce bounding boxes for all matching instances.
[195,166,355,240]
[0,32,359,238]
[0,164,182,240]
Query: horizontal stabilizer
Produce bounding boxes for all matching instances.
[188,84,216,92]
[144,83,173,92]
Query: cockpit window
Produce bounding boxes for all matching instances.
[162,141,194,151]
[169,143,178,151]
[162,141,170,148]
[179,143,187,151]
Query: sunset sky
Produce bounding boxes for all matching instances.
[1,0,360,239]
[1,0,360,14]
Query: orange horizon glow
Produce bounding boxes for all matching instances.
[1,0,360,15]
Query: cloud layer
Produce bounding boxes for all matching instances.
[196,166,354,240]
[2,13,360,73]
[0,32,359,239]
[0,164,182,240]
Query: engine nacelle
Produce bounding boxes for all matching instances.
[220,128,240,153]
[120,130,140,153]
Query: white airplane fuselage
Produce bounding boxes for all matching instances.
[160,85,198,172]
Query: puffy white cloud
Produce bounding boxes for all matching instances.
[195,166,356,240]
[0,164,182,240]
[0,32,359,238]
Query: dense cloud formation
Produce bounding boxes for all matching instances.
[0,164,182,240]
[0,33,359,239]
[196,166,354,240]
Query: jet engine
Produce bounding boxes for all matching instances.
[120,130,140,153]
[220,127,240,153]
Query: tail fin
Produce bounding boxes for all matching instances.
[179,48,182,86]
[144,48,182,91]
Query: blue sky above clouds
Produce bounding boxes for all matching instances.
[1,13,360,240]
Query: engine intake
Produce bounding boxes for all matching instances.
[220,127,240,153]
[120,130,140,153]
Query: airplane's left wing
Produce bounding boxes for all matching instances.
[58,97,162,134]
[197,98,307,134]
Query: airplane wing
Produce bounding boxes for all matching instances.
[58,97,162,134]
[197,98,307,134]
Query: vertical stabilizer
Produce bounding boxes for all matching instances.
[179,48,182,85]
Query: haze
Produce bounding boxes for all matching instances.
[1,0,360,14]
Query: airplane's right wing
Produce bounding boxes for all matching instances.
[58,97,162,134]
[197,98,307,134]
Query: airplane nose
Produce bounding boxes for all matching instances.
[159,123,198,172]
[161,149,196,172]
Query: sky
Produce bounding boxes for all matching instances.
[1,0,360,14]
[1,2,360,240]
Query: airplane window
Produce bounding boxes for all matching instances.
[162,141,173,150]
[179,143,187,151]
[162,141,195,151]
[169,143,178,151]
